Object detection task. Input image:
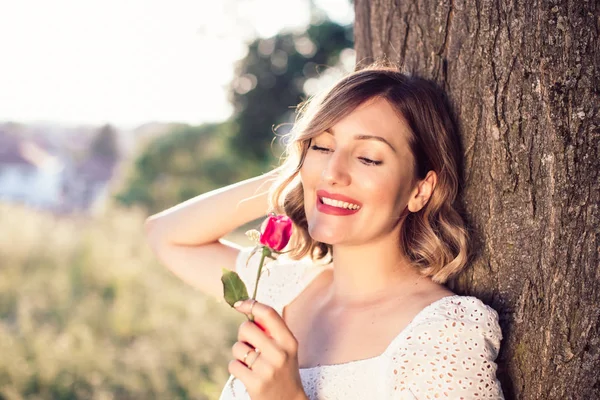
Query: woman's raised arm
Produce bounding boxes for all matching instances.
[144,169,280,299]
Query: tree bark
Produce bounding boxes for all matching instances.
[354,0,599,399]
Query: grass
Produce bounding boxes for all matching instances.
[0,203,250,400]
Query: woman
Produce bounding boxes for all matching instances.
[145,64,505,399]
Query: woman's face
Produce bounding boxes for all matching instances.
[300,97,418,246]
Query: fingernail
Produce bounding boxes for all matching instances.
[233,300,243,308]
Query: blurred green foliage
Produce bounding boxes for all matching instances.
[114,122,267,213]
[116,19,353,214]
[229,20,353,161]
[0,203,249,400]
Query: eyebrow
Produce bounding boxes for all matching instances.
[324,128,397,153]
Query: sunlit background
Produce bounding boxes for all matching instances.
[0,1,354,398]
[0,0,353,127]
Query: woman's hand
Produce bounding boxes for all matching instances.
[229,299,308,400]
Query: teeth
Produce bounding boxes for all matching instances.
[321,197,360,210]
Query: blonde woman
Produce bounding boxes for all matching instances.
[146,64,505,399]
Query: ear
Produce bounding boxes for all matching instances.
[407,171,437,213]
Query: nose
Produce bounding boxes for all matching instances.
[321,151,351,186]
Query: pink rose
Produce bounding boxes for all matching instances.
[259,214,293,251]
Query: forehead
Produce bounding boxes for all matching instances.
[328,97,413,148]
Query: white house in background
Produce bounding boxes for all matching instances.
[0,131,119,214]
[0,134,65,209]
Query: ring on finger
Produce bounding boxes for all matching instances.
[244,348,261,370]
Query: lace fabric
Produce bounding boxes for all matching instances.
[219,247,504,400]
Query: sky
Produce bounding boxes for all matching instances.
[0,0,353,129]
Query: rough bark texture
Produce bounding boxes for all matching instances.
[354,1,599,399]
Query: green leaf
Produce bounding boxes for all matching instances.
[221,268,250,307]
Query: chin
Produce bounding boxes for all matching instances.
[307,224,344,245]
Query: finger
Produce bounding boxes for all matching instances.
[232,341,258,367]
[232,341,270,373]
[234,300,297,351]
[228,359,256,390]
[237,320,285,365]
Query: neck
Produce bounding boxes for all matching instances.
[321,234,426,310]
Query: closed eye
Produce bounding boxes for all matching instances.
[310,145,382,166]
[310,144,331,152]
[358,157,382,166]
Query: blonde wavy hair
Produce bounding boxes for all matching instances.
[268,63,469,284]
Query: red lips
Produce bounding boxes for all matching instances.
[316,190,362,206]
[316,190,362,216]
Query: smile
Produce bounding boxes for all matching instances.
[316,190,362,216]
[320,197,361,210]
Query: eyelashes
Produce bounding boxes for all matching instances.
[310,144,330,152]
[309,145,383,166]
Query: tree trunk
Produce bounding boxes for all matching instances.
[354,0,599,398]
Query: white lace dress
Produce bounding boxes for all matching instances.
[219,247,505,399]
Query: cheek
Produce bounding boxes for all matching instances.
[365,180,395,207]
[361,170,411,210]
[299,153,322,186]
[299,158,320,212]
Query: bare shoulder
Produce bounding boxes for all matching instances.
[378,281,456,331]
[410,281,456,310]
